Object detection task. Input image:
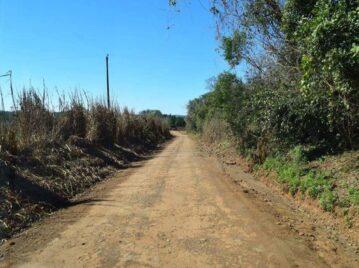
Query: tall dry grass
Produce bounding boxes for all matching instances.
[0,88,171,154]
[0,88,171,239]
[202,116,230,144]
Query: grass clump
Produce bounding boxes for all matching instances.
[263,152,336,212]
[17,89,54,146]
[301,172,332,199]
[319,190,337,212]
[348,188,359,206]
[59,100,88,139]
[87,103,117,145]
[289,145,307,164]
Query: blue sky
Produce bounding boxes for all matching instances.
[0,0,239,115]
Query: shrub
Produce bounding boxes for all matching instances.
[187,0,359,154]
[285,0,359,149]
[202,116,229,144]
[263,157,301,195]
[289,145,307,163]
[319,190,337,212]
[263,157,282,171]
[301,172,332,199]
[115,108,170,147]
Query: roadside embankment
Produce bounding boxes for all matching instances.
[196,135,359,256]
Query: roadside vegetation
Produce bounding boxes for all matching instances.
[0,89,171,239]
[140,109,186,129]
[183,1,359,214]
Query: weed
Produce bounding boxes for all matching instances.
[87,103,117,145]
[348,188,359,206]
[61,100,87,139]
[289,145,307,163]
[263,156,336,209]
[339,197,351,208]
[319,190,337,212]
[262,157,282,171]
[263,157,302,195]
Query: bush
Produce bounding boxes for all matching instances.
[285,0,359,149]
[187,1,359,154]
[185,0,359,215]
[263,157,301,195]
[289,145,307,163]
[202,116,230,144]
[301,172,332,199]
[319,190,337,212]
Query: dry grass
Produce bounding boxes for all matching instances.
[0,88,171,239]
[202,116,230,144]
[0,89,170,151]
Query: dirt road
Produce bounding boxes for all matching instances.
[1,132,358,267]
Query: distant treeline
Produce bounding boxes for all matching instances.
[0,111,14,120]
[140,110,186,129]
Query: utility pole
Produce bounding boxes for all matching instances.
[106,54,110,108]
[0,70,16,111]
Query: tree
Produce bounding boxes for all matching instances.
[284,0,359,148]
[180,0,359,152]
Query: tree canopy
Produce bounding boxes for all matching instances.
[180,0,359,154]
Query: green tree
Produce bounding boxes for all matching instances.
[284,0,359,148]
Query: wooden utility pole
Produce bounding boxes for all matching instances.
[106,54,110,108]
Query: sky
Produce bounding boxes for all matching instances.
[0,0,239,115]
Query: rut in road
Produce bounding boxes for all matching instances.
[2,132,357,267]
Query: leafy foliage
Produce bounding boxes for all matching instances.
[348,188,359,206]
[288,0,359,148]
[263,155,337,211]
[222,31,247,68]
[186,0,359,153]
[184,0,359,213]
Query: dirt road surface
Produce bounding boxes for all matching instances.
[1,132,358,267]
